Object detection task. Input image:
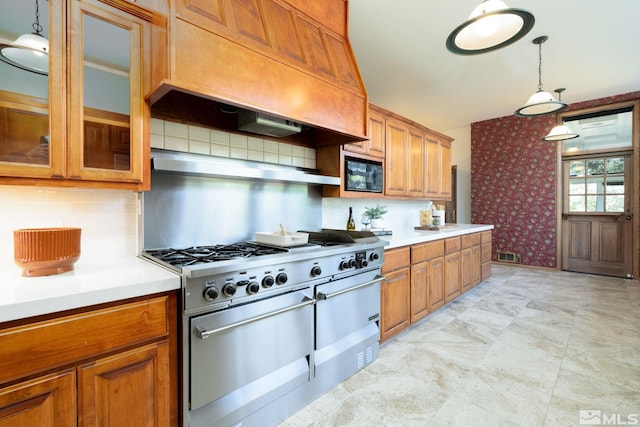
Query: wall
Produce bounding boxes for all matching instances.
[446,125,471,224]
[471,91,640,268]
[0,186,138,271]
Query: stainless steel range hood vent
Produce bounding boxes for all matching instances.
[238,111,302,138]
[151,150,339,186]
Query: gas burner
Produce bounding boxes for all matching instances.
[144,242,288,268]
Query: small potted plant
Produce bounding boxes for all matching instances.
[363,204,388,229]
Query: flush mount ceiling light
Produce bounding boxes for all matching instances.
[514,36,567,117]
[543,88,579,141]
[0,0,49,76]
[446,0,534,55]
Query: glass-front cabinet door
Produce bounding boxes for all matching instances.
[67,0,150,184]
[0,0,65,179]
[0,0,150,188]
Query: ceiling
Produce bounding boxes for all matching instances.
[348,0,640,132]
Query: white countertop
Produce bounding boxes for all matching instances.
[0,256,181,324]
[380,223,494,249]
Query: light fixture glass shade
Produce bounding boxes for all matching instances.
[543,124,579,141]
[0,32,49,75]
[446,0,534,55]
[514,90,567,116]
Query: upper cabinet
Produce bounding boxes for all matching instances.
[318,104,453,200]
[0,0,152,190]
[343,105,385,159]
[148,0,368,145]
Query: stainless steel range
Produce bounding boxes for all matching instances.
[142,230,386,427]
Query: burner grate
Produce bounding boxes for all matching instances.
[145,242,288,267]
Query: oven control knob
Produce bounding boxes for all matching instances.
[262,275,274,288]
[222,283,237,297]
[339,261,350,270]
[311,266,322,277]
[348,259,357,268]
[370,252,380,261]
[276,273,288,285]
[203,286,219,301]
[360,260,369,268]
[246,281,260,295]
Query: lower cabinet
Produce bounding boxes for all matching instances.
[481,230,492,281]
[381,231,492,343]
[381,247,411,342]
[0,292,178,427]
[444,237,461,303]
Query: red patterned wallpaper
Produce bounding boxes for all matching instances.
[471,91,640,268]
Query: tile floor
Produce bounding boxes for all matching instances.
[279,265,640,427]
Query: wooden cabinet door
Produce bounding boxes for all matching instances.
[471,244,482,286]
[384,117,408,196]
[428,256,444,311]
[344,106,385,158]
[444,252,460,302]
[78,341,170,427]
[367,107,386,158]
[460,247,473,293]
[0,370,76,427]
[380,266,411,342]
[410,261,429,323]
[424,135,440,198]
[67,0,151,186]
[407,126,425,197]
[439,140,452,199]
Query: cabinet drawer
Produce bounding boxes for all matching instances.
[382,247,410,274]
[411,240,444,264]
[0,296,169,385]
[481,230,492,243]
[461,233,481,249]
[445,237,461,254]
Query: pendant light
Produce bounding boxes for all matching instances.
[446,0,534,55]
[0,0,49,76]
[543,89,579,141]
[514,36,567,117]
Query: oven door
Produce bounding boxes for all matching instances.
[314,269,383,383]
[189,288,315,425]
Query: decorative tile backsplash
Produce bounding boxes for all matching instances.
[151,118,317,169]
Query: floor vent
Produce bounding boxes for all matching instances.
[497,251,521,263]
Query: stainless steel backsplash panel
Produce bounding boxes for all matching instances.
[141,172,323,250]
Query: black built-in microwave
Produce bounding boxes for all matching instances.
[344,156,383,193]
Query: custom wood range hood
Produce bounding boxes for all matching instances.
[148,0,368,147]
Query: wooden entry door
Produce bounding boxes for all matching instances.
[561,155,633,278]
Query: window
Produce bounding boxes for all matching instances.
[566,156,626,213]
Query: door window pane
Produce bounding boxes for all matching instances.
[569,160,585,177]
[565,155,628,213]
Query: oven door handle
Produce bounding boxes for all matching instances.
[317,275,385,300]
[194,296,316,340]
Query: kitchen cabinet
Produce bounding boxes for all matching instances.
[444,237,461,302]
[380,247,411,342]
[410,240,444,322]
[0,292,178,426]
[317,103,452,199]
[149,0,367,144]
[424,134,452,199]
[0,0,152,190]
[343,104,385,159]
[378,104,453,200]
[481,230,493,281]
[461,233,482,293]
[381,231,492,342]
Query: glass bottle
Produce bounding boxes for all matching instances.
[346,207,356,231]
